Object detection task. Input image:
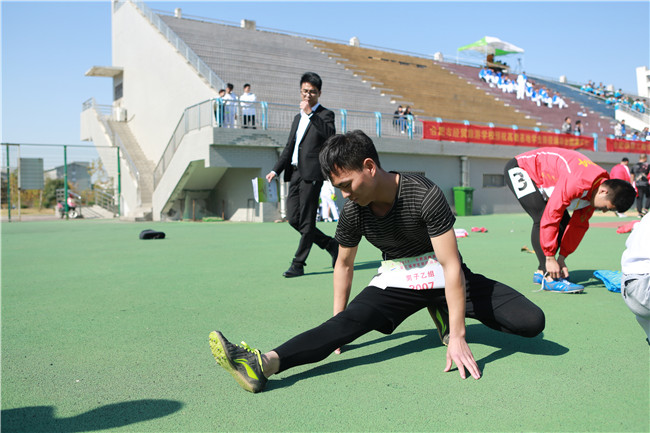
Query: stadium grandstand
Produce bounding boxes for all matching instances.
[80,0,649,221]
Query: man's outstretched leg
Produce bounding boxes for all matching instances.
[209,293,387,392]
[209,285,428,392]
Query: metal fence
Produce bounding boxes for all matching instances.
[1,143,119,222]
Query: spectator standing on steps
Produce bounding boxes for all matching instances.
[223,83,237,128]
[561,117,572,134]
[240,83,257,129]
[574,120,583,136]
[631,154,649,216]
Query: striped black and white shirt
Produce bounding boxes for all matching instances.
[335,173,455,260]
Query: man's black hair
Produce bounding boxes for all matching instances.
[621,157,629,163]
[243,83,251,88]
[319,130,381,180]
[300,72,323,92]
[603,178,636,212]
[226,83,234,90]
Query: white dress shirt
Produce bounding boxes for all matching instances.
[291,103,320,167]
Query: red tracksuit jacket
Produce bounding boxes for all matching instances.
[516,147,609,257]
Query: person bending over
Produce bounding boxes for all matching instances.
[505,147,636,293]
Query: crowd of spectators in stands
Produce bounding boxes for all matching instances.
[578,80,649,141]
[479,68,568,110]
[582,80,647,114]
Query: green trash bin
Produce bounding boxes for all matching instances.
[452,186,474,216]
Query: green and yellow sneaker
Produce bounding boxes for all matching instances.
[427,305,450,346]
[209,331,267,393]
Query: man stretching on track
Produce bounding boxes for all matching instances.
[209,130,545,393]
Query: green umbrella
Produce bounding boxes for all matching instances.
[458,36,524,56]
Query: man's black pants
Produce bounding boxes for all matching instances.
[273,264,545,373]
[636,184,650,213]
[286,170,333,266]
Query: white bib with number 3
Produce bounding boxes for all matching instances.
[508,167,537,199]
[369,252,445,290]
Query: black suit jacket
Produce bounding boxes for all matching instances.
[272,105,336,182]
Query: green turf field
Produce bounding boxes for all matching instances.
[2,214,648,432]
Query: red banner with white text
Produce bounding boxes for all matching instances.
[605,138,650,154]
[422,121,594,150]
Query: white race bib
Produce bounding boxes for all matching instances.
[369,252,445,290]
[508,167,537,199]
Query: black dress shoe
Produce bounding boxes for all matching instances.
[327,239,339,268]
[283,263,304,278]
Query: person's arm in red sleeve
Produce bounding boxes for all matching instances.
[539,175,587,279]
[558,206,594,258]
[539,177,571,257]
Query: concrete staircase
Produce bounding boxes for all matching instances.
[107,120,154,220]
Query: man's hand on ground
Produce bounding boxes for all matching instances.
[444,337,481,380]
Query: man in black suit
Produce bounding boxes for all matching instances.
[266,72,339,277]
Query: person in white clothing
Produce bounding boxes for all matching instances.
[516,73,527,100]
[319,179,339,222]
[620,213,650,343]
[553,93,568,109]
[223,83,237,128]
[240,83,257,129]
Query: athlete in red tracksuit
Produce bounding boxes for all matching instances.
[504,147,635,292]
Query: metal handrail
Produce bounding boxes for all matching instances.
[83,97,112,116]
[124,0,226,92]
[86,99,141,183]
[155,98,595,188]
[94,188,118,215]
[84,98,143,207]
[100,119,140,182]
[616,104,650,125]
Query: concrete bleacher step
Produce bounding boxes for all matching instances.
[309,40,540,127]
[161,15,396,114]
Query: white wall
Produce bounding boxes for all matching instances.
[112,2,218,163]
[616,109,650,133]
[636,66,649,98]
[151,128,213,219]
